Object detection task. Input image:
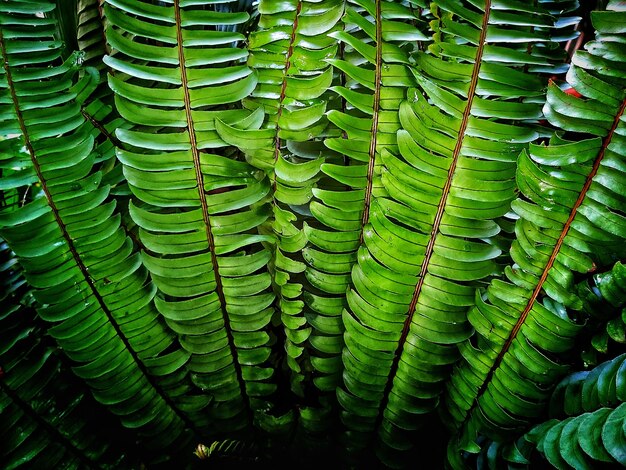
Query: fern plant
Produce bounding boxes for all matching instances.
[444,6,626,467]
[1,0,625,468]
[0,241,137,468]
[478,351,626,469]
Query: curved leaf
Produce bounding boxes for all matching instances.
[104,0,283,433]
[0,243,135,469]
[445,6,626,466]
[335,0,573,463]
[0,1,208,453]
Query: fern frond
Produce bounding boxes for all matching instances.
[103,0,285,434]
[331,0,575,464]
[445,6,626,467]
[536,352,626,467]
[577,261,626,364]
[0,243,135,469]
[308,3,429,420]
[485,354,626,469]
[217,0,345,404]
[214,0,346,408]
[0,0,210,454]
[529,404,626,469]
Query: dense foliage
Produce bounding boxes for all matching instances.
[0,0,625,468]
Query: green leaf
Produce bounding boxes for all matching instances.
[335,0,569,461]
[104,0,284,431]
[446,7,626,466]
[0,0,210,451]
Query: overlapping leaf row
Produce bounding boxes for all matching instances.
[77,0,106,71]
[333,0,564,464]
[476,353,626,469]
[527,403,626,469]
[0,244,132,469]
[81,92,131,194]
[549,353,626,422]
[77,0,132,209]
[103,0,287,434]
[577,262,626,362]
[537,353,625,469]
[0,0,207,454]
[218,0,345,401]
[506,0,580,76]
[77,0,150,230]
[540,354,626,468]
[445,7,626,468]
[80,90,160,302]
[296,0,427,436]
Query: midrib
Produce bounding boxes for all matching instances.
[360,0,383,241]
[457,95,626,433]
[272,0,302,190]
[374,0,493,431]
[359,0,383,243]
[173,0,250,418]
[81,108,124,148]
[0,28,198,435]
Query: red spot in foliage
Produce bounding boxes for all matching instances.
[564,87,582,98]
[549,77,583,99]
[548,75,583,98]
[540,79,583,126]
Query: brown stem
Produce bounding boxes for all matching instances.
[0,27,200,438]
[375,0,493,433]
[173,0,250,423]
[359,0,383,239]
[272,1,303,191]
